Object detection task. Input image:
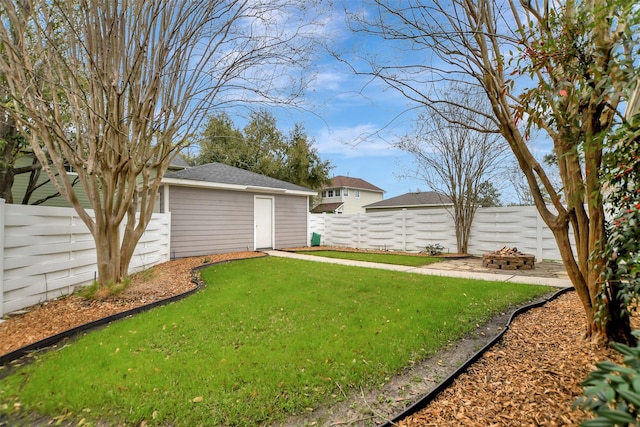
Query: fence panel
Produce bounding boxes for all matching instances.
[404,208,458,253]
[1,204,170,316]
[310,205,572,260]
[359,211,404,250]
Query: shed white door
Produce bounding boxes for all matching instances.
[255,196,274,249]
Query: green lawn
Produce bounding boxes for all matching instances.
[296,250,442,266]
[0,257,552,426]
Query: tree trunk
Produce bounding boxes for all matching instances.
[93,214,123,287]
[0,116,17,203]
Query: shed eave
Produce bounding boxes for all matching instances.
[161,177,316,196]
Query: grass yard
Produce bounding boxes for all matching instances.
[0,257,552,426]
[296,250,442,266]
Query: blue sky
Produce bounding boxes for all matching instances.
[217,2,546,201]
[267,4,425,199]
[214,2,426,199]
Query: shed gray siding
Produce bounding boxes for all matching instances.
[168,186,308,258]
[169,186,254,257]
[274,194,308,249]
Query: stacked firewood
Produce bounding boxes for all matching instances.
[490,246,526,256]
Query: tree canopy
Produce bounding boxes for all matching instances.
[193,110,333,190]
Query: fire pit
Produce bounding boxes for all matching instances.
[482,246,535,270]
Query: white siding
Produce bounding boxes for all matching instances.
[342,190,383,214]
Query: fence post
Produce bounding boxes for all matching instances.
[322,212,327,245]
[402,208,407,252]
[0,199,5,318]
[536,209,544,261]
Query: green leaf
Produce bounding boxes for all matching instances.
[597,408,636,424]
[617,388,640,408]
[581,416,615,427]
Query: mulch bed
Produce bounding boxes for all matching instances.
[396,291,620,426]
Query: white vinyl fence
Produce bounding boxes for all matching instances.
[0,201,170,317]
[310,205,571,262]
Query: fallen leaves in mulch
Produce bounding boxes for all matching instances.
[0,251,263,356]
[397,291,622,427]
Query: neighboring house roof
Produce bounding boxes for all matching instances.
[364,191,453,209]
[163,162,317,196]
[326,176,384,193]
[310,202,344,213]
[169,154,190,170]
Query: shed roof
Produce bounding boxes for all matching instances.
[364,191,452,209]
[326,176,384,193]
[163,162,316,196]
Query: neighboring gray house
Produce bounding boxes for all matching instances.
[161,162,317,258]
[364,191,452,213]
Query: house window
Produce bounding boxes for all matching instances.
[63,162,78,175]
[328,190,334,197]
[343,189,348,196]
[355,190,360,198]
[321,191,327,197]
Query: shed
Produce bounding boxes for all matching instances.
[161,162,317,258]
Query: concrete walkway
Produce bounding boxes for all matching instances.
[265,250,572,288]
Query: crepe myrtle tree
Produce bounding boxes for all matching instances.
[397,87,509,254]
[0,0,322,287]
[345,0,640,341]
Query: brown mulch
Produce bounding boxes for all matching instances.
[0,249,624,426]
[397,291,621,427]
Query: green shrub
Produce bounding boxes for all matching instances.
[424,243,444,255]
[575,331,640,426]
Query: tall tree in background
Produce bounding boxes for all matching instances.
[242,109,289,178]
[192,112,245,168]
[194,110,332,189]
[0,0,321,287]
[476,181,502,208]
[346,0,640,342]
[284,123,331,190]
[397,89,509,254]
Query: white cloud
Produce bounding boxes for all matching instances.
[314,123,405,158]
[310,72,347,92]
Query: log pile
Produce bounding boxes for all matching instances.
[482,246,535,270]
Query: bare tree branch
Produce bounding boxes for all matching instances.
[0,0,324,285]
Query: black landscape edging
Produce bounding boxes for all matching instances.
[378,286,575,427]
[0,264,215,367]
